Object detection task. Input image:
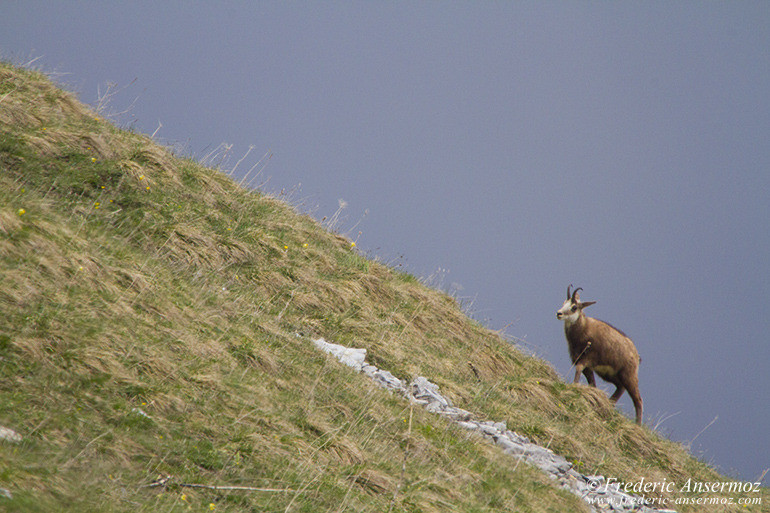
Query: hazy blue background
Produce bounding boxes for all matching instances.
[3,2,768,483]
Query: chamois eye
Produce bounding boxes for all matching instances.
[571,305,577,312]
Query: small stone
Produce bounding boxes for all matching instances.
[410,377,451,408]
[478,421,502,437]
[496,437,526,456]
[437,406,473,421]
[0,426,22,444]
[361,364,378,377]
[457,421,479,431]
[372,369,405,391]
[565,468,585,481]
[551,456,572,474]
[504,430,530,444]
[131,408,152,419]
[526,450,571,475]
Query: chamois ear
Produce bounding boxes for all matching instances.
[580,301,596,309]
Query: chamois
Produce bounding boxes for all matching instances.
[557,285,643,424]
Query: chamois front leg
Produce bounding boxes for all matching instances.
[573,362,585,384]
[572,340,592,384]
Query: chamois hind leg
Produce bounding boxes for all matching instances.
[582,368,596,387]
[623,373,643,425]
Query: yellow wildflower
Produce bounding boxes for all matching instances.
[17,208,25,216]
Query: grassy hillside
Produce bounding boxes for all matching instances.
[0,62,765,512]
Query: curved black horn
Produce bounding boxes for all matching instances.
[571,287,583,301]
[567,284,573,300]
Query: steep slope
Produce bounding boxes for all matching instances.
[0,62,765,512]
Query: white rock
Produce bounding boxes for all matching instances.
[361,364,378,377]
[437,406,473,421]
[410,377,451,408]
[456,421,479,431]
[371,369,405,391]
[0,426,21,444]
[496,437,526,455]
[504,430,530,445]
[312,338,367,372]
[477,421,505,438]
[131,408,152,419]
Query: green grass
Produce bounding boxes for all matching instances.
[0,61,766,512]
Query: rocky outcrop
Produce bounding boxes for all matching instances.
[312,337,676,513]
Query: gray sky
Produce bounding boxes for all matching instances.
[3,2,768,483]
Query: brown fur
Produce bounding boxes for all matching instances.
[558,287,643,424]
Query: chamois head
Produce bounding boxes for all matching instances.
[556,284,596,323]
